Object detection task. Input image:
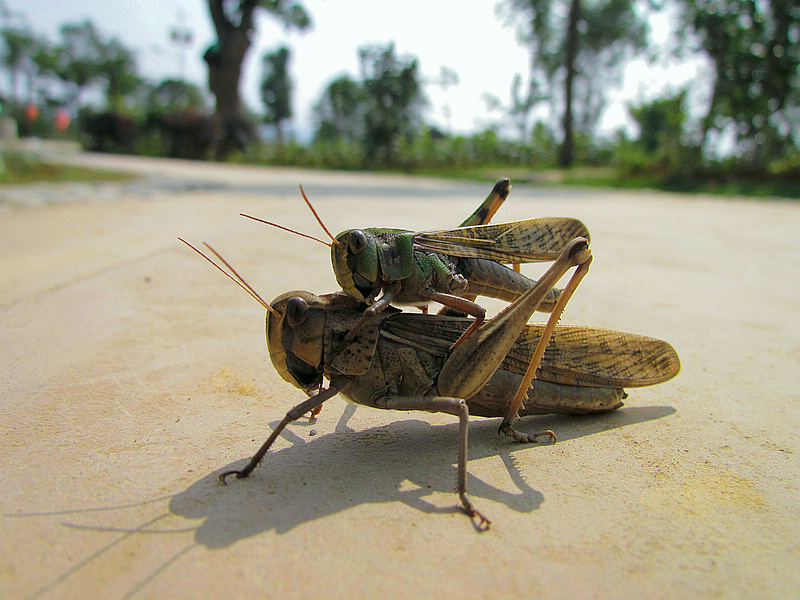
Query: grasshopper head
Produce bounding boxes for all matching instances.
[267,291,382,388]
[267,291,328,392]
[331,229,381,302]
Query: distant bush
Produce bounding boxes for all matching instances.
[0,149,41,180]
[142,110,215,160]
[78,111,137,154]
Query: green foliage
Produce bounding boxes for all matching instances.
[359,43,426,166]
[1,27,36,99]
[0,148,132,184]
[498,0,651,166]
[260,46,292,143]
[265,126,552,175]
[0,26,53,110]
[54,21,105,100]
[310,43,426,167]
[77,109,137,153]
[0,148,39,178]
[629,91,687,154]
[1,2,798,199]
[256,0,312,30]
[677,0,800,166]
[314,75,366,143]
[98,38,141,111]
[145,79,206,114]
[43,20,143,111]
[620,89,702,175]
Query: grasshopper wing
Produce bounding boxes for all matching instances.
[382,315,679,388]
[380,313,459,356]
[414,217,590,263]
[504,324,681,387]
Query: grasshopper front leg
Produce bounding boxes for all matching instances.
[220,382,343,482]
[377,395,490,530]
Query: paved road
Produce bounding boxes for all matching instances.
[1,154,798,599]
[1,152,588,210]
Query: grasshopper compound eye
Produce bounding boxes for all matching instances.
[286,297,309,327]
[348,230,368,255]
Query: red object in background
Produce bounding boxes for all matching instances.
[55,109,70,132]
[25,103,39,121]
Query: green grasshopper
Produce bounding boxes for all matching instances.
[180,237,680,528]
[242,179,590,348]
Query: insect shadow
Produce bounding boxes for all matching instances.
[169,404,674,546]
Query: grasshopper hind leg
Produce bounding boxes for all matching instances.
[498,422,556,444]
[500,249,593,443]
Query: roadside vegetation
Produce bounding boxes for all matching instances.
[0,149,132,184]
[1,1,798,198]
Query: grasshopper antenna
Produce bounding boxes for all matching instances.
[178,238,277,315]
[240,185,344,248]
[239,214,332,248]
[298,185,344,248]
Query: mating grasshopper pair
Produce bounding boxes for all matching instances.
[182,179,679,529]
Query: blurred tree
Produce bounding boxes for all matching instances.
[260,45,292,145]
[0,27,38,106]
[53,21,105,109]
[79,109,136,153]
[313,74,366,143]
[628,90,687,156]
[53,21,142,113]
[358,42,425,166]
[31,37,59,90]
[423,65,459,133]
[676,0,800,167]
[98,38,141,111]
[498,0,649,167]
[147,79,206,113]
[143,79,212,160]
[483,72,545,144]
[204,0,310,159]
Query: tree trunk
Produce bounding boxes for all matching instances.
[204,0,256,159]
[558,0,580,168]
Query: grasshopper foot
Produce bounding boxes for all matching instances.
[459,492,491,531]
[219,470,249,484]
[499,422,557,444]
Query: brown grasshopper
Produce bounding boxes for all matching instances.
[241,179,590,349]
[180,237,680,528]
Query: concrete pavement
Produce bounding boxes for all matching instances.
[1,154,798,599]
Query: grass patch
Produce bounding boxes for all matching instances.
[0,150,134,185]
[559,167,800,199]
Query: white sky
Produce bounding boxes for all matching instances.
[2,0,709,141]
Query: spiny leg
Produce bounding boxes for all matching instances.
[500,255,593,443]
[498,423,557,444]
[439,238,591,403]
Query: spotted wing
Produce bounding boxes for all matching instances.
[381,314,680,388]
[415,218,590,263]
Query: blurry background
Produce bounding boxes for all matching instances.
[0,0,797,196]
